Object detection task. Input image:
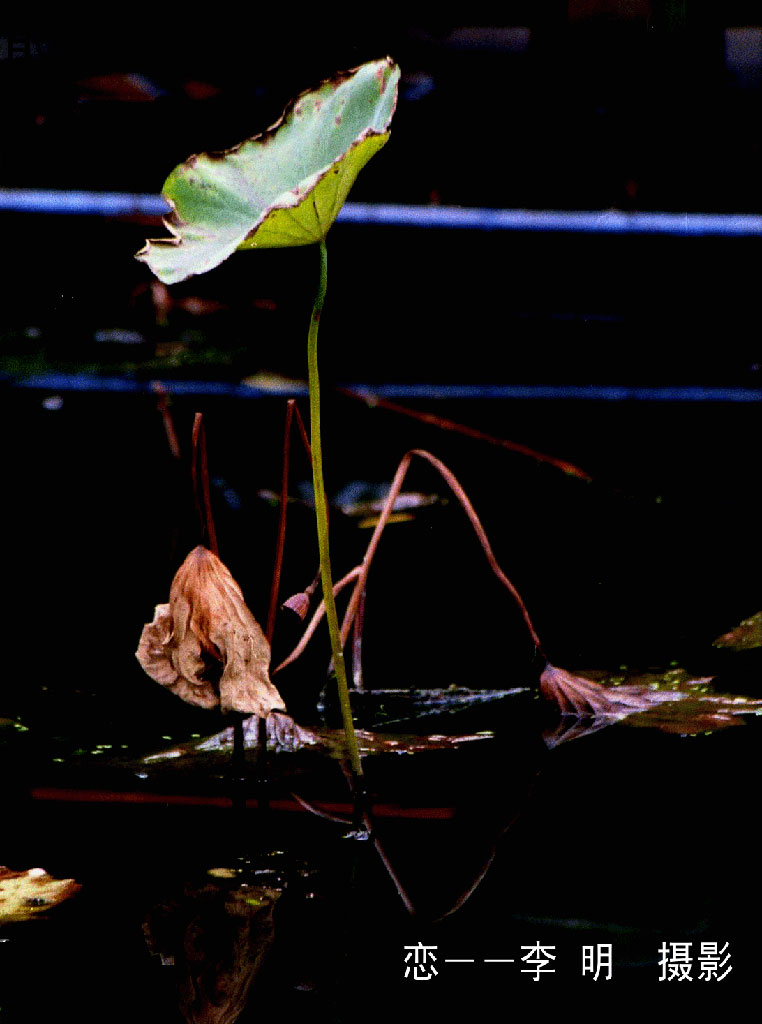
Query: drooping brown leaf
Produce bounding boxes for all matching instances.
[541,664,762,746]
[136,546,286,716]
[540,663,690,719]
[713,610,762,650]
[540,663,690,747]
[0,866,81,923]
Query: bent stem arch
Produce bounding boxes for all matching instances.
[339,448,545,658]
[308,240,364,782]
[274,448,545,678]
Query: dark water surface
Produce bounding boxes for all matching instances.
[1,385,760,1020]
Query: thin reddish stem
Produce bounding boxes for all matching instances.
[275,449,544,675]
[292,402,312,460]
[338,387,592,482]
[412,449,544,652]
[266,401,314,644]
[338,449,543,656]
[191,413,218,556]
[337,762,416,915]
[151,381,182,461]
[266,400,295,643]
[434,767,543,922]
[273,566,362,674]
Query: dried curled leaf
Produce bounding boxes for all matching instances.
[0,866,81,923]
[136,546,286,716]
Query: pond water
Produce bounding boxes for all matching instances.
[3,677,761,1020]
[1,388,760,1019]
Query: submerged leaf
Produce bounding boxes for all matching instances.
[0,866,80,923]
[143,711,492,764]
[621,693,762,734]
[137,58,400,284]
[713,610,762,650]
[136,546,286,716]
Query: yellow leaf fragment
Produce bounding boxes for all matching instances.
[0,866,81,923]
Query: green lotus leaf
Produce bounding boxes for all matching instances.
[137,58,399,284]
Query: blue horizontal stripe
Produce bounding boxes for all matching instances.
[2,189,762,237]
[10,374,762,403]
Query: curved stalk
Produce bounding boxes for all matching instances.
[273,566,362,675]
[308,239,364,780]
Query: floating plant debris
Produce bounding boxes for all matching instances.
[143,711,494,765]
[0,867,81,923]
[713,610,762,650]
[136,546,285,717]
[542,664,762,746]
[620,693,762,734]
[256,486,443,522]
[540,663,693,719]
[318,686,528,727]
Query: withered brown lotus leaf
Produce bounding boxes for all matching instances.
[541,663,762,746]
[136,546,286,716]
[540,663,689,719]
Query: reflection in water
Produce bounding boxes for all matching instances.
[0,866,81,923]
[144,876,281,1024]
[541,664,762,747]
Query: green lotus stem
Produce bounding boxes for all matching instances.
[308,239,364,780]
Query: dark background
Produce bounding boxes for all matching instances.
[2,8,762,385]
[1,9,761,1019]
[1,6,760,708]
